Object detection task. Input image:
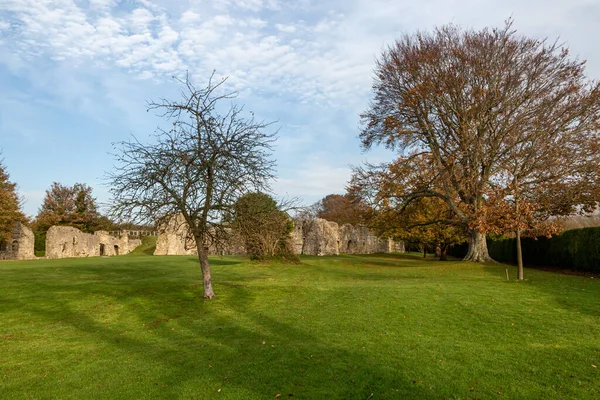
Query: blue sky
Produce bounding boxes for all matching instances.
[1,0,599,217]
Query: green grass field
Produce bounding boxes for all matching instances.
[0,253,598,399]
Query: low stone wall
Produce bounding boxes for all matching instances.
[46,226,139,259]
[155,215,404,256]
[0,222,35,260]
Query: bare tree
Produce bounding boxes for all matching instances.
[108,72,277,298]
[360,20,600,263]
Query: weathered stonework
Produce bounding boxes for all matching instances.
[46,226,139,259]
[0,222,35,260]
[294,218,405,256]
[154,214,197,256]
[156,215,404,256]
[154,214,245,256]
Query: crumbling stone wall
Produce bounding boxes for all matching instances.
[295,218,404,256]
[154,214,197,256]
[46,226,137,259]
[154,214,245,256]
[0,222,35,260]
[156,215,404,256]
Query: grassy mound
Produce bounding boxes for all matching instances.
[129,235,158,255]
[0,254,598,398]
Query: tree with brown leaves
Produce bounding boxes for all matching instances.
[350,156,466,261]
[0,156,26,245]
[360,20,600,263]
[314,193,372,226]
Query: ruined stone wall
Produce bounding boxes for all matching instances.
[46,226,137,259]
[295,218,404,256]
[0,222,35,260]
[154,214,197,256]
[155,215,404,257]
[154,214,245,256]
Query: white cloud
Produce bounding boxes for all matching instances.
[2,0,600,209]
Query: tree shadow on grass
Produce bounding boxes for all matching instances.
[0,279,435,399]
[2,257,597,399]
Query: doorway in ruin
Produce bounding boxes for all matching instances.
[347,240,354,252]
[12,240,18,253]
[100,244,105,256]
[114,245,119,256]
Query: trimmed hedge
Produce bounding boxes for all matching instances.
[448,227,600,273]
[487,227,600,273]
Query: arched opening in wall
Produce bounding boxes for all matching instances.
[12,240,19,253]
[114,245,119,256]
[0,240,7,252]
[100,244,105,256]
[347,240,354,252]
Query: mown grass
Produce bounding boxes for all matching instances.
[128,235,158,255]
[0,253,598,399]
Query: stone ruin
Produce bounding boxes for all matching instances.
[0,222,35,260]
[290,218,405,256]
[154,215,404,256]
[154,214,245,256]
[45,226,142,259]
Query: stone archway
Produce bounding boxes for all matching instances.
[100,243,105,256]
[114,245,119,256]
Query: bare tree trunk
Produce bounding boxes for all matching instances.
[463,230,494,263]
[516,229,524,280]
[423,245,427,258]
[195,238,215,299]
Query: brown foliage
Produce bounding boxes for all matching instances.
[314,194,372,226]
[33,182,106,234]
[0,157,26,242]
[359,20,600,262]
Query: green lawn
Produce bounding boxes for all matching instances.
[0,254,598,399]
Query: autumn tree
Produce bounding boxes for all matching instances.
[350,156,466,261]
[108,72,277,299]
[360,20,600,263]
[314,194,372,226]
[32,182,110,251]
[232,192,293,260]
[0,156,26,244]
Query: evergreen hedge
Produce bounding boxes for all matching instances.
[450,227,600,273]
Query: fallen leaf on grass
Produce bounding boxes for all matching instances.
[217,389,221,393]
[274,394,282,398]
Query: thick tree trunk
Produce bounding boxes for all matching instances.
[423,245,427,258]
[196,243,215,299]
[516,229,524,280]
[439,245,447,261]
[463,230,494,263]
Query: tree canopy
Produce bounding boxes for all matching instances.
[0,157,25,243]
[34,182,107,233]
[232,192,293,260]
[359,20,600,263]
[313,194,371,226]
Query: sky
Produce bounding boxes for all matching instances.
[1,0,599,217]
